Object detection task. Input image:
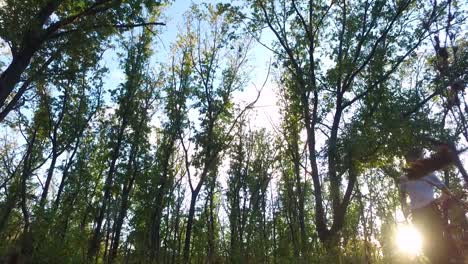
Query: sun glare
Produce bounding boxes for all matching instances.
[396,224,422,255]
[396,224,423,255]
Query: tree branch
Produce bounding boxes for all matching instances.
[50,22,166,39]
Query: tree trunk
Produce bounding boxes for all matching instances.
[108,148,138,263]
[88,118,127,259]
[53,138,80,210]
[183,190,200,263]
[0,43,40,109]
[0,131,36,233]
[0,0,61,110]
[149,167,172,261]
[207,178,216,263]
[39,146,58,209]
[102,209,112,263]
[19,132,38,262]
[171,190,182,264]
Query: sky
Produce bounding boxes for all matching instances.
[102,0,281,132]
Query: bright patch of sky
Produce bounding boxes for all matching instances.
[0,38,12,70]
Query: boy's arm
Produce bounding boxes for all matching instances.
[426,174,453,198]
[400,190,410,219]
[440,186,453,200]
[399,178,410,219]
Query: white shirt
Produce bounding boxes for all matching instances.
[400,174,446,209]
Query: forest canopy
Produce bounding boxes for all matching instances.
[0,0,467,263]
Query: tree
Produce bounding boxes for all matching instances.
[0,0,166,121]
[226,120,250,263]
[226,124,276,263]
[246,0,451,250]
[178,4,250,263]
[133,38,191,263]
[87,27,155,261]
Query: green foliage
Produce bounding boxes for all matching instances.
[1,1,467,263]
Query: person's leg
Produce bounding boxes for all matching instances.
[412,203,448,263]
[445,199,467,262]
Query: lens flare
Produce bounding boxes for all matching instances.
[396,224,422,255]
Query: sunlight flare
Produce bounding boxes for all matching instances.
[396,224,423,255]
